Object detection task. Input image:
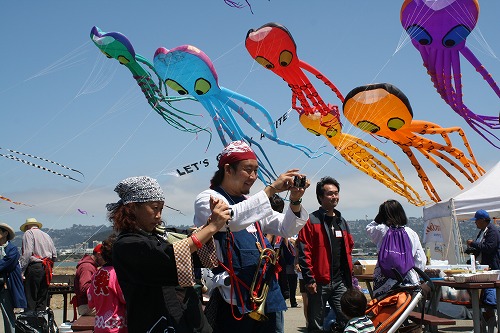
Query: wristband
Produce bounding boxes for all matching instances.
[290,198,302,206]
[191,234,203,250]
[267,184,278,191]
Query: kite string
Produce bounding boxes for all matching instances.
[25,40,92,81]
[53,224,107,268]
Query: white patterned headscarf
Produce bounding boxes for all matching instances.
[106,176,165,211]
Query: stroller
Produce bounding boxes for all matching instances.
[365,267,435,333]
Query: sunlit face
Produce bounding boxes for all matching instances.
[0,228,8,245]
[224,159,259,195]
[134,201,164,233]
[319,184,340,212]
[474,218,489,231]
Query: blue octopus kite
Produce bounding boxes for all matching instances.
[153,44,327,182]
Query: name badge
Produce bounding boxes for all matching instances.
[246,224,257,233]
[335,230,342,238]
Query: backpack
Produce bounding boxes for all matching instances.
[378,226,414,279]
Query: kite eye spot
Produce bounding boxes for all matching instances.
[165,79,188,96]
[387,117,405,131]
[357,121,379,133]
[279,50,293,67]
[406,25,432,46]
[442,25,470,48]
[101,51,113,59]
[444,40,455,47]
[194,78,211,95]
[326,127,338,138]
[117,55,130,65]
[255,56,274,69]
[306,128,321,136]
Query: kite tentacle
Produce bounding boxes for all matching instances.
[336,133,425,206]
[410,121,485,175]
[415,146,465,189]
[460,47,500,99]
[400,144,440,202]
[299,61,345,103]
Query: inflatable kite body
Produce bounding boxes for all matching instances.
[246,22,344,117]
[343,83,485,203]
[90,27,208,136]
[246,22,424,206]
[401,0,500,147]
[299,107,424,206]
[153,44,324,182]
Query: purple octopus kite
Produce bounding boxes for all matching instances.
[401,0,500,148]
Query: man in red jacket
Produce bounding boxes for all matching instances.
[74,243,104,316]
[298,176,354,333]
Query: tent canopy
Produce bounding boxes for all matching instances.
[424,161,500,221]
[423,161,500,264]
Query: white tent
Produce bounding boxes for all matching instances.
[422,161,500,264]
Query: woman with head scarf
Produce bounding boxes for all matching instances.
[107,176,231,333]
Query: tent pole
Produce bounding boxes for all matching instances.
[450,198,465,264]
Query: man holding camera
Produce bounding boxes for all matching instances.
[297,176,354,333]
[193,140,310,333]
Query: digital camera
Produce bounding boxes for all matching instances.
[464,247,479,256]
[293,175,307,188]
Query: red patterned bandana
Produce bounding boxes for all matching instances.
[218,140,257,168]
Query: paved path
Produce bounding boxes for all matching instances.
[4,299,476,332]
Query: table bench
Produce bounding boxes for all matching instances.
[48,274,76,323]
[408,311,456,326]
[71,315,95,331]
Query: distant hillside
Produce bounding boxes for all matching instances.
[9,219,479,251]
[10,223,193,249]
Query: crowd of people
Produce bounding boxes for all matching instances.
[0,140,498,333]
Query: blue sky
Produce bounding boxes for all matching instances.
[1,1,499,231]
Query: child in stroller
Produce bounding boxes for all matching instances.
[341,288,375,332]
[365,267,434,333]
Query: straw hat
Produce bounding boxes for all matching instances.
[0,223,15,241]
[20,217,43,232]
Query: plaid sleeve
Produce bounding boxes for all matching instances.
[192,227,219,269]
[172,238,195,287]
